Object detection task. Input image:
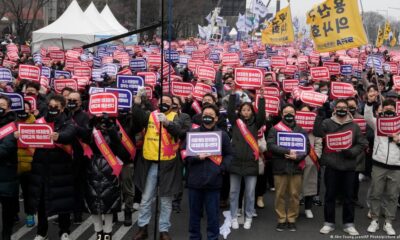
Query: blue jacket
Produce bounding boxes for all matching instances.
[184,125,233,190]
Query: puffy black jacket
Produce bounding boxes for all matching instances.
[184,125,233,190]
[0,111,18,197]
[28,113,77,216]
[85,126,130,214]
[227,94,266,176]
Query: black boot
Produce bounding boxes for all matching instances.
[124,209,132,226]
[96,231,103,240]
[103,232,112,240]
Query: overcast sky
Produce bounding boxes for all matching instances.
[247,0,400,20]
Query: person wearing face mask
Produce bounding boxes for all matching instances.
[15,101,36,228]
[24,82,48,118]
[85,114,131,240]
[227,87,266,230]
[131,94,182,240]
[267,104,310,232]
[22,95,77,240]
[183,104,233,240]
[65,91,91,225]
[314,99,367,236]
[0,95,18,240]
[364,94,400,236]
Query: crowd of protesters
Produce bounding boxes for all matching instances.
[0,36,400,240]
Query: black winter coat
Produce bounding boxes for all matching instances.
[85,126,130,214]
[0,112,18,197]
[28,113,77,216]
[227,94,266,176]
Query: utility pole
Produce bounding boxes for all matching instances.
[276,0,280,13]
[137,0,141,40]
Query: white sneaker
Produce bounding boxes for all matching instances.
[231,218,239,229]
[237,208,242,217]
[34,235,48,240]
[367,220,379,233]
[383,222,396,236]
[320,225,335,234]
[343,226,359,236]
[243,218,252,230]
[133,203,140,211]
[60,233,70,240]
[305,209,314,219]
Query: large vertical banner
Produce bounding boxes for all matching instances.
[306,0,367,52]
[262,6,294,45]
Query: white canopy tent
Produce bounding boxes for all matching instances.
[84,2,121,36]
[100,4,128,34]
[32,0,103,52]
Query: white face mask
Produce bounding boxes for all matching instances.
[320,90,328,95]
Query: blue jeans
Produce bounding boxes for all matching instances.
[188,189,219,240]
[137,163,172,232]
[229,174,257,219]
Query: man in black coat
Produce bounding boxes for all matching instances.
[26,95,77,240]
[0,95,18,240]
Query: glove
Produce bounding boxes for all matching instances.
[157,113,167,123]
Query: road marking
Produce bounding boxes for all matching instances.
[11,215,38,240]
[69,215,93,239]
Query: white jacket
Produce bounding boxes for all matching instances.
[364,104,400,167]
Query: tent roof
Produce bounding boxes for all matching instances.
[84,2,121,36]
[100,4,128,34]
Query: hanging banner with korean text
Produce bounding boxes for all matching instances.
[262,6,295,45]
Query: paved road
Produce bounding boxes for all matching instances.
[10,179,398,240]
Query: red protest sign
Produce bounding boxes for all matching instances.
[65,50,81,59]
[145,86,153,99]
[171,82,194,97]
[192,83,212,101]
[310,67,330,81]
[147,54,162,67]
[388,62,398,75]
[188,59,203,73]
[377,116,400,136]
[49,50,65,61]
[18,124,54,148]
[330,82,355,99]
[295,111,317,131]
[326,130,353,151]
[24,96,37,111]
[353,118,367,134]
[197,65,216,82]
[234,68,263,89]
[270,56,286,68]
[3,60,17,68]
[221,53,240,66]
[72,76,90,89]
[88,93,118,116]
[282,79,299,93]
[7,51,19,61]
[256,95,280,115]
[53,79,78,93]
[19,65,41,82]
[281,65,298,75]
[300,91,328,107]
[137,72,157,86]
[6,44,18,52]
[393,76,400,90]
[323,62,340,75]
[191,51,206,60]
[257,87,280,98]
[74,66,91,77]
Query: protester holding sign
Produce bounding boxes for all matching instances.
[227,86,266,230]
[314,99,367,236]
[183,104,233,240]
[24,95,76,240]
[24,82,48,118]
[0,95,18,240]
[131,94,182,240]
[267,104,310,232]
[364,94,400,236]
[85,113,130,240]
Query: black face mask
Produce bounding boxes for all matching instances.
[46,107,60,122]
[67,101,78,110]
[349,107,357,116]
[336,109,348,117]
[383,110,396,117]
[283,113,295,123]
[202,115,214,125]
[0,108,5,117]
[159,103,171,113]
[17,111,29,120]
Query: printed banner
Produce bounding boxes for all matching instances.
[171,82,194,97]
[197,65,216,82]
[282,79,299,93]
[88,93,118,116]
[186,131,222,156]
[256,95,280,115]
[117,75,144,94]
[0,68,12,82]
[18,65,41,82]
[270,56,287,68]
[0,93,23,111]
[234,68,263,89]
[137,72,157,86]
[310,67,330,81]
[300,91,328,107]
[130,58,147,70]
[377,116,400,136]
[326,130,353,151]
[295,111,317,131]
[54,70,71,79]
[306,0,368,52]
[323,62,340,75]
[340,65,353,76]
[18,124,54,148]
[330,82,354,99]
[53,79,78,94]
[221,53,240,66]
[262,6,295,45]
[192,83,212,101]
[24,96,37,111]
[102,63,118,76]
[74,66,92,77]
[277,132,307,152]
[353,118,367,134]
[104,88,133,110]
[41,66,51,79]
